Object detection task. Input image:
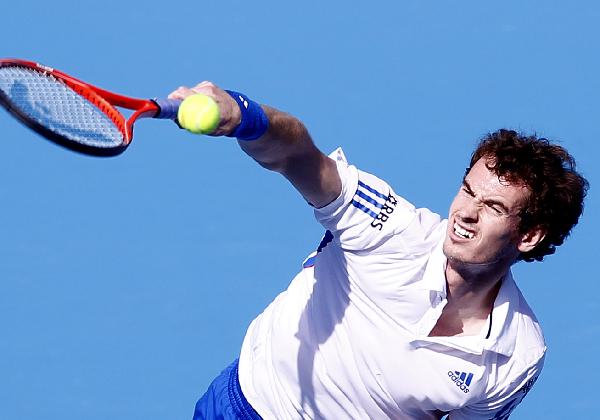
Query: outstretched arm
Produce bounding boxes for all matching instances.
[169,82,341,208]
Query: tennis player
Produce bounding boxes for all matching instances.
[169,83,588,419]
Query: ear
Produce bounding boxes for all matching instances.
[517,227,546,253]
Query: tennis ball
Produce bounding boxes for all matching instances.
[177,94,220,134]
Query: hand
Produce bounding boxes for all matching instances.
[168,81,241,137]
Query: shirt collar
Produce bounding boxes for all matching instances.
[482,269,519,357]
[418,227,448,294]
[417,225,521,357]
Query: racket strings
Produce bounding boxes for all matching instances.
[68,82,126,133]
[0,66,124,148]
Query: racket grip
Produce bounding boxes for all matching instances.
[152,98,181,119]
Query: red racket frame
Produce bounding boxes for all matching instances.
[0,58,169,156]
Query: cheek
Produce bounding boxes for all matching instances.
[481,219,518,242]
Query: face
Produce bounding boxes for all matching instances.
[443,158,531,267]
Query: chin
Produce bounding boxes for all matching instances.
[443,243,516,270]
[442,238,465,261]
[443,239,490,266]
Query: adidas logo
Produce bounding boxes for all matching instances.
[448,370,474,394]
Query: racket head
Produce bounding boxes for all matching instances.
[0,59,136,156]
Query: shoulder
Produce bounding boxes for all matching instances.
[487,272,546,368]
[510,284,547,368]
[482,275,546,394]
[315,148,446,253]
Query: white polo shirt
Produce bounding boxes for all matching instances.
[238,149,546,419]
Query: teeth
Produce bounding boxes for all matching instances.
[454,223,474,239]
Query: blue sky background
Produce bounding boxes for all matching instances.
[1,1,598,419]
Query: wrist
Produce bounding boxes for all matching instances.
[225,90,269,141]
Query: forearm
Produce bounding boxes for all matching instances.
[168,83,341,208]
[238,105,314,172]
[238,105,340,207]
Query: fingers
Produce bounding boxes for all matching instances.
[168,86,194,100]
[192,81,217,93]
[167,81,218,100]
[167,81,242,137]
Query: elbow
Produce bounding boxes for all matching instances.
[253,157,284,173]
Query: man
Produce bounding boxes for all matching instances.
[169,82,588,419]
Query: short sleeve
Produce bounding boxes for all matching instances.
[314,148,419,252]
[449,357,544,420]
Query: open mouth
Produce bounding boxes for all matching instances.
[453,222,475,239]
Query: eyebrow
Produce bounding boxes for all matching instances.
[462,179,474,195]
[462,179,511,214]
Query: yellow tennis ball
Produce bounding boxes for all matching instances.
[177,94,220,134]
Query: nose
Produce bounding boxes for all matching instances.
[457,197,480,223]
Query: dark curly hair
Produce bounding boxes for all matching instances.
[468,129,589,262]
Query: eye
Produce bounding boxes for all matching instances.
[486,203,505,215]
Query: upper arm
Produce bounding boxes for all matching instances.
[282,149,341,208]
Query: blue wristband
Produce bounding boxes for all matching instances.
[225,90,269,141]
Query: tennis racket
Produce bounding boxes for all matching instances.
[0,58,180,156]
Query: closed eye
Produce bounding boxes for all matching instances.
[485,199,510,215]
[487,203,504,214]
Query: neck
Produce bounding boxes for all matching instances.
[444,259,509,317]
[429,261,506,337]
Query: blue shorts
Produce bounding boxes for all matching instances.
[193,359,262,420]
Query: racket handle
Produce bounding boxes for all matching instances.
[152,98,181,119]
